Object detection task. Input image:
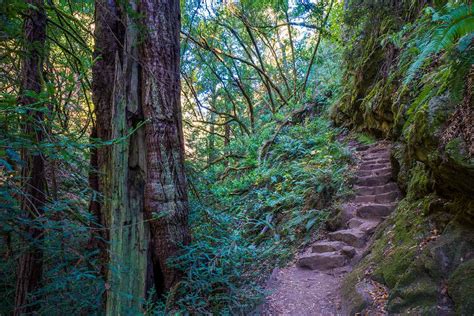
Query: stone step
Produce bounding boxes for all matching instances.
[361,156,390,163]
[356,204,396,219]
[355,182,398,196]
[356,173,392,186]
[362,159,390,165]
[348,217,364,228]
[359,163,391,170]
[328,228,366,248]
[362,150,390,157]
[341,246,356,258]
[358,221,380,234]
[311,240,346,253]
[362,156,390,163]
[355,191,399,204]
[362,147,389,155]
[356,145,370,152]
[297,252,347,270]
[356,167,392,177]
[348,217,380,231]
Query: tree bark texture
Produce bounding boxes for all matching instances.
[139,0,191,293]
[92,0,191,311]
[90,0,120,303]
[14,1,47,314]
[92,1,152,314]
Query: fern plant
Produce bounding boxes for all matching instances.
[405,3,474,84]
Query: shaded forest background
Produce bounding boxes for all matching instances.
[0,0,473,315]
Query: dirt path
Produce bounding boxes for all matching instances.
[262,141,400,315]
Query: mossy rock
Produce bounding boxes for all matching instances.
[404,94,452,149]
[404,162,433,200]
[431,221,474,273]
[448,259,474,315]
[434,137,474,196]
[377,246,417,288]
[426,94,454,136]
[387,277,438,314]
[341,193,474,314]
[341,266,369,315]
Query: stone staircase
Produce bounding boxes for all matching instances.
[297,142,400,271]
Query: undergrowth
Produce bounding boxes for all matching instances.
[152,117,352,314]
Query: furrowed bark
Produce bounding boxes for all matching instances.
[90,0,121,303]
[139,0,191,293]
[92,1,152,314]
[14,0,47,314]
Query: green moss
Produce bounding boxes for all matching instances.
[448,259,474,315]
[406,163,432,199]
[374,200,425,288]
[388,277,438,314]
[356,133,377,145]
[378,246,417,288]
[426,94,453,135]
[333,1,474,314]
[445,137,473,168]
[349,194,474,313]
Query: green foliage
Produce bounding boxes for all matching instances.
[2,0,349,313]
[154,117,351,314]
[405,3,474,84]
[0,1,104,314]
[334,0,472,138]
[356,133,377,145]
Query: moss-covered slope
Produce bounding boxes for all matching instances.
[333,1,474,314]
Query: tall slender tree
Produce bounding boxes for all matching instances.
[14,0,47,314]
[89,0,120,285]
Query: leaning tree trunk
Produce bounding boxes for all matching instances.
[139,0,191,293]
[14,0,47,314]
[92,1,152,314]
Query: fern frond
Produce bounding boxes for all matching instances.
[404,3,474,84]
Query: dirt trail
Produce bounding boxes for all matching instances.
[262,141,400,315]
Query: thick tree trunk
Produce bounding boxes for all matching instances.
[92,0,191,311]
[92,1,152,314]
[14,0,47,314]
[139,0,191,293]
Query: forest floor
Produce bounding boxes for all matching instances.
[261,141,399,315]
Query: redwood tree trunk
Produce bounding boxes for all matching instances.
[92,1,152,314]
[139,0,191,293]
[91,0,191,311]
[14,0,47,314]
